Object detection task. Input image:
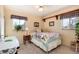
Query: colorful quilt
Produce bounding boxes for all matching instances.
[31,32,61,52]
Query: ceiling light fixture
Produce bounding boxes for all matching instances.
[35,6,44,12]
[38,6,43,12]
[35,5,40,8]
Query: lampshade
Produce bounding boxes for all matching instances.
[25,27,28,30]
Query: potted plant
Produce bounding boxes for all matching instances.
[75,22,79,40]
[15,25,22,31]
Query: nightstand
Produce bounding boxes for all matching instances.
[23,35,31,44]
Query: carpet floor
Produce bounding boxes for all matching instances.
[18,42,77,54]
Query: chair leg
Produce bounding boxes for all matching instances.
[15,51,18,54]
[75,43,78,52]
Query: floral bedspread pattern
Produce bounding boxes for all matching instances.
[31,32,61,52]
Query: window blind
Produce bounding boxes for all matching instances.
[11,15,27,20]
[60,9,79,19]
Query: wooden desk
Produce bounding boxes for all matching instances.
[23,35,31,44]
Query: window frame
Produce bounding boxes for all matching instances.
[62,17,79,30]
[11,15,27,31]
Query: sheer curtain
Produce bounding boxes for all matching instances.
[0,17,1,41]
[0,6,5,41]
[0,15,5,40]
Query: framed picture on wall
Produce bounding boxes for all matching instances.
[34,22,39,27]
[49,21,54,26]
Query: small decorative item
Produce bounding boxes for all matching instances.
[49,21,54,26]
[34,22,39,27]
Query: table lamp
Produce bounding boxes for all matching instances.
[24,27,29,35]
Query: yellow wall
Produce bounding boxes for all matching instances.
[4,7,43,44]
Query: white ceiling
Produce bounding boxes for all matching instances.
[6,5,70,17]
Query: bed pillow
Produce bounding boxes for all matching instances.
[40,33,48,43]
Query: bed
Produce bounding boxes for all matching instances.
[0,36,20,54]
[31,32,62,52]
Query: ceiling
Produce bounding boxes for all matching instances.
[6,5,70,17]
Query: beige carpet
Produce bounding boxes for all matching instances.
[18,42,77,54]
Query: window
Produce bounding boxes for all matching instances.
[70,17,78,29]
[62,17,78,29]
[60,9,79,30]
[62,18,70,29]
[11,15,27,31]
